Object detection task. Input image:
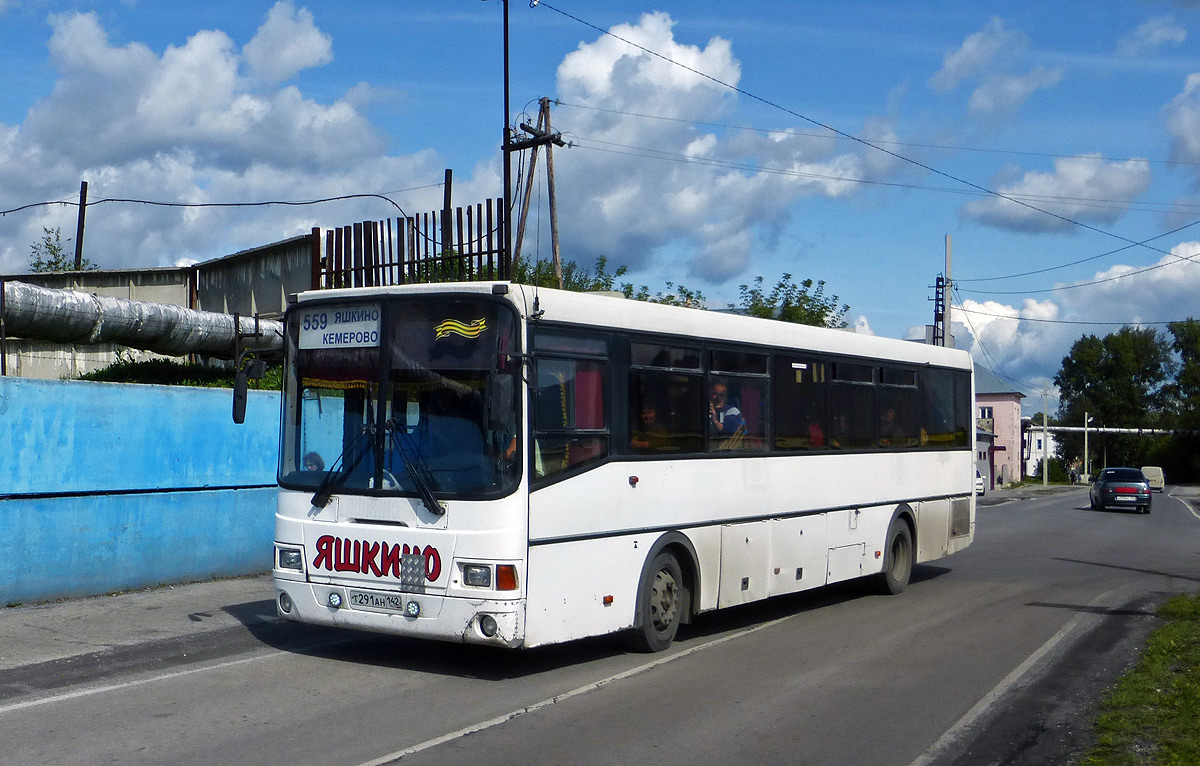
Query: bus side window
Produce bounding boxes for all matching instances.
[772,359,828,450]
[533,357,609,479]
[629,370,703,454]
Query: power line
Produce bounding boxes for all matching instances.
[571,136,1195,215]
[957,242,1200,296]
[956,218,1200,284]
[1,185,447,219]
[531,1,1179,262]
[949,288,1024,390]
[557,100,1195,168]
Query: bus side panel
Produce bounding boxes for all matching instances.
[767,515,828,597]
[523,535,655,648]
[916,498,951,563]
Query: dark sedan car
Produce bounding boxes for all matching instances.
[1089,467,1152,514]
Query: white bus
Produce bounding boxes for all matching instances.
[272,282,975,651]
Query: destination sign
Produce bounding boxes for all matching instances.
[298,304,382,349]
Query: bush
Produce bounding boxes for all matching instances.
[79,356,280,390]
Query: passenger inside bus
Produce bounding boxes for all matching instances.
[631,404,671,452]
[709,381,745,445]
[303,452,324,471]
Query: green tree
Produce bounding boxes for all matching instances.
[737,274,849,328]
[29,226,97,272]
[512,255,707,307]
[1167,318,1200,426]
[1152,318,1200,482]
[1054,326,1175,469]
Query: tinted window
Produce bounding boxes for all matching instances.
[708,376,766,452]
[830,382,874,449]
[773,358,828,450]
[629,370,704,454]
[712,350,768,375]
[1106,469,1146,482]
[631,343,700,370]
[833,362,874,383]
[534,358,608,479]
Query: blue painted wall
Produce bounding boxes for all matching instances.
[0,377,281,606]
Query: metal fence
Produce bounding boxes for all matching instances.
[310,199,509,289]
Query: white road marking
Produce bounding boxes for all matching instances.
[0,638,356,717]
[908,586,1132,766]
[353,616,797,766]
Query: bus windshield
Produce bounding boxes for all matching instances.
[279,295,520,500]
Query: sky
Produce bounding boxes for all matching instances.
[2,0,1199,415]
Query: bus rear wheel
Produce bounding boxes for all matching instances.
[624,551,683,653]
[873,518,913,595]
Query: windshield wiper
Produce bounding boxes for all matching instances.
[310,426,375,508]
[387,420,445,516]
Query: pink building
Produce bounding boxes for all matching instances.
[974,365,1025,488]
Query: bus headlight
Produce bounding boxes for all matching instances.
[278,592,294,614]
[462,564,492,588]
[277,547,304,571]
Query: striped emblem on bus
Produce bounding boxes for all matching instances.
[434,318,488,340]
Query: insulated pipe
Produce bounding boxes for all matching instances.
[1,280,283,359]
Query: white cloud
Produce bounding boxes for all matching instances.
[552,12,918,283]
[967,67,1063,119]
[929,18,1026,92]
[930,18,1061,121]
[961,154,1151,232]
[1118,16,1186,58]
[242,1,333,84]
[1164,73,1200,170]
[0,10,436,272]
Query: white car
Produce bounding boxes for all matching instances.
[975,470,986,496]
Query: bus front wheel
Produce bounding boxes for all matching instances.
[625,551,683,653]
[873,518,913,595]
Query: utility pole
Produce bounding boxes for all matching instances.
[944,234,953,348]
[510,98,567,287]
[543,97,562,289]
[1042,383,1048,487]
[74,180,88,271]
[501,0,513,275]
[1083,412,1093,482]
[441,168,453,258]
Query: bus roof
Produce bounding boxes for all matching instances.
[296,281,972,371]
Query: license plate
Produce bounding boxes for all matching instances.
[1115,496,1134,502]
[348,590,405,612]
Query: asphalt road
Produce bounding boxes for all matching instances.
[1,485,1197,766]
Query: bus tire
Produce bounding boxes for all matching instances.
[624,551,683,653]
[873,518,913,595]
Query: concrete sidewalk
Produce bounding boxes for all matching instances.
[0,574,278,673]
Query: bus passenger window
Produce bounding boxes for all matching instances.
[830,383,874,449]
[773,359,828,450]
[708,376,766,452]
[533,357,608,479]
[629,370,703,454]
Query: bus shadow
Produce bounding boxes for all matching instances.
[224,564,953,680]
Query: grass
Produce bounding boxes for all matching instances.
[1079,591,1200,765]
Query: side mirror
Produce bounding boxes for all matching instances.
[233,370,249,424]
[232,357,268,424]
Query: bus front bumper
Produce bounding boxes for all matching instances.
[273,578,526,648]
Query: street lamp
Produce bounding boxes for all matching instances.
[1083,412,1094,482]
